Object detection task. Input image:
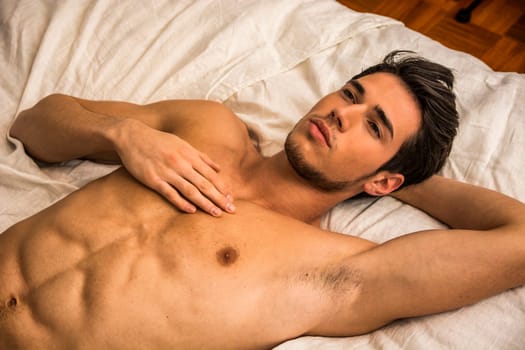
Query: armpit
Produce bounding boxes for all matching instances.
[299,263,362,294]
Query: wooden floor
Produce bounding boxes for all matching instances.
[337,0,525,73]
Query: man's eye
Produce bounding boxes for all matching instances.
[368,121,381,138]
[343,89,355,103]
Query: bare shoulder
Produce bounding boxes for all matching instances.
[148,99,254,153]
[148,99,244,131]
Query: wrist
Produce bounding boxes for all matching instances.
[95,117,135,162]
[105,117,130,150]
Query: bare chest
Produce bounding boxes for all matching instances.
[1,170,359,349]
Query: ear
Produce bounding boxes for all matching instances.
[363,173,404,196]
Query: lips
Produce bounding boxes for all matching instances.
[309,119,332,147]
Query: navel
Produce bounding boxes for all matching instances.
[0,296,19,320]
[216,246,239,267]
[7,297,17,308]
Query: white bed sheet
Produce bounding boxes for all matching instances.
[1,0,524,349]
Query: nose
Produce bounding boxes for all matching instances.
[330,104,367,132]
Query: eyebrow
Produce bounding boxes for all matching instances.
[349,80,365,95]
[348,80,394,139]
[374,105,394,139]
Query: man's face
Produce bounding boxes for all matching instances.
[285,72,421,192]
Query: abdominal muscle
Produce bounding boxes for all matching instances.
[0,168,373,350]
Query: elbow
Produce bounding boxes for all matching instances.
[9,108,42,161]
[10,108,32,142]
[9,94,67,138]
[9,94,66,161]
[11,94,58,136]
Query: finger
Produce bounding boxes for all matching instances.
[199,152,221,172]
[168,175,226,217]
[182,167,234,213]
[192,160,232,199]
[154,180,197,214]
[164,158,229,201]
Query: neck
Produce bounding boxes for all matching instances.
[239,151,361,224]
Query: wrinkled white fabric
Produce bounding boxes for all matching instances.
[1,0,523,348]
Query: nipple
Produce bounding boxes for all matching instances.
[216,246,239,266]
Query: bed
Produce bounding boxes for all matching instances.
[1,0,524,348]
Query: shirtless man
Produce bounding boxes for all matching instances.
[2,52,525,349]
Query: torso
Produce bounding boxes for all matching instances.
[0,103,374,349]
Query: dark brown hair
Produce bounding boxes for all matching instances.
[353,50,459,188]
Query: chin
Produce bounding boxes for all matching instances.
[285,136,349,192]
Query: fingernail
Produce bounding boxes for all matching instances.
[211,207,222,216]
[226,194,234,202]
[226,203,236,213]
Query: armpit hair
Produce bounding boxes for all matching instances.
[299,263,362,294]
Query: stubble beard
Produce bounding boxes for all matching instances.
[284,132,352,192]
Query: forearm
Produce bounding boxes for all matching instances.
[9,94,162,164]
[10,94,122,163]
[391,175,525,230]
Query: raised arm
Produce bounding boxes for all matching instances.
[9,94,235,216]
[345,176,525,334]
